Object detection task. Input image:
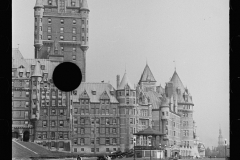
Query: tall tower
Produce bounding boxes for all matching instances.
[33,0,90,82]
[218,126,224,146]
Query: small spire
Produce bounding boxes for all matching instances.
[146,58,148,65]
[173,60,176,71]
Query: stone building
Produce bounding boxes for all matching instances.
[34,0,90,81]
[12,48,72,151]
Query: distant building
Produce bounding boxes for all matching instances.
[33,0,90,82]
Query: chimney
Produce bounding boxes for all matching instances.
[117,75,120,89]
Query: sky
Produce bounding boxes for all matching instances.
[12,0,229,148]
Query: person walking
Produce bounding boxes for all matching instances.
[77,155,82,160]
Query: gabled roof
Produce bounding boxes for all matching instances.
[79,90,90,99]
[100,91,110,100]
[73,83,118,103]
[117,72,134,90]
[139,64,156,83]
[133,126,165,136]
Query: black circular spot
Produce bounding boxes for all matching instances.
[52,62,82,92]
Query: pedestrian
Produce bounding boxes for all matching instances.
[77,155,81,160]
[108,155,111,160]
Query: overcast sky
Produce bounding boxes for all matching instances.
[12,0,229,148]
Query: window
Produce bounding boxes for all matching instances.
[64,133,68,139]
[81,128,85,134]
[51,132,55,139]
[60,35,64,40]
[162,112,165,116]
[96,138,100,145]
[82,20,84,24]
[26,101,29,107]
[51,121,55,127]
[102,109,105,115]
[48,35,51,40]
[126,98,129,104]
[85,109,89,114]
[74,108,78,114]
[113,109,116,115]
[82,36,85,41]
[113,128,116,134]
[25,111,28,119]
[73,47,76,52]
[48,0,52,5]
[73,36,76,41]
[43,109,47,115]
[58,100,62,106]
[59,132,63,139]
[74,118,78,124]
[42,132,47,139]
[41,65,45,70]
[60,27,64,33]
[48,18,51,24]
[106,138,110,145]
[106,118,110,125]
[24,121,28,125]
[43,121,47,127]
[96,127,100,133]
[81,148,84,151]
[87,28,88,33]
[106,128,109,134]
[37,133,41,139]
[113,119,117,124]
[60,19,64,24]
[130,118,133,124]
[106,109,109,114]
[73,55,76,60]
[52,109,56,115]
[91,139,94,145]
[106,148,110,152]
[91,148,95,152]
[73,28,76,34]
[40,26,42,31]
[35,18,37,22]
[80,138,85,144]
[59,121,64,127]
[82,28,84,32]
[52,100,55,106]
[73,139,77,145]
[166,111,168,116]
[91,118,95,125]
[73,19,76,25]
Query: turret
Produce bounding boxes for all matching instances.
[31,61,42,120]
[34,0,44,58]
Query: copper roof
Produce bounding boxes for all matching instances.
[73,83,119,103]
[139,64,156,83]
[117,72,134,90]
[170,71,185,94]
[133,126,165,136]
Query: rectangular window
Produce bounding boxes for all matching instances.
[52,100,55,106]
[130,118,133,124]
[106,138,110,145]
[43,121,47,127]
[42,132,47,139]
[73,55,76,60]
[58,100,62,106]
[113,128,116,134]
[51,121,55,127]
[82,36,85,41]
[73,47,76,52]
[60,35,64,40]
[51,109,56,115]
[48,18,51,24]
[74,108,78,114]
[73,19,76,25]
[60,27,64,33]
[82,20,84,24]
[73,28,76,34]
[48,35,51,40]
[91,148,95,152]
[96,138,100,144]
[37,133,41,139]
[126,98,129,104]
[58,132,63,139]
[96,127,100,133]
[60,19,64,24]
[162,112,165,116]
[73,36,76,41]
[106,118,110,125]
[43,109,47,115]
[106,109,109,115]
[59,121,64,127]
[82,28,84,32]
[81,128,85,134]
[102,109,105,115]
[91,139,94,145]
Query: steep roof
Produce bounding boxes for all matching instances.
[139,64,156,83]
[12,48,24,60]
[32,61,42,77]
[144,91,162,109]
[81,0,89,11]
[73,83,119,103]
[117,72,134,90]
[170,71,185,93]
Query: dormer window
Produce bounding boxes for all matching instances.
[48,0,52,5]
[19,72,23,77]
[31,65,35,70]
[71,0,76,6]
[41,65,45,70]
[26,72,30,78]
[73,90,77,95]
[110,91,114,95]
[44,73,48,79]
[92,91,96,95]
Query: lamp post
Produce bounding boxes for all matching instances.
[159,143,161,160]
[224,139,227,160]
